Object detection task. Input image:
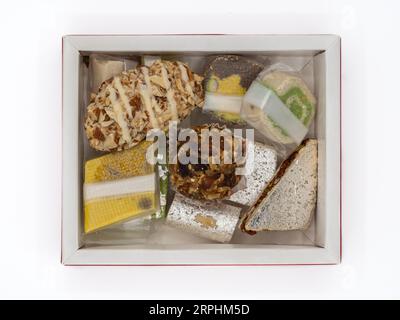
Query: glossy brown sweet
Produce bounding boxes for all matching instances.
[169,124,245,200]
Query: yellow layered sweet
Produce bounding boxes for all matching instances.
[84,141,157,233]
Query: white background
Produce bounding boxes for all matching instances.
[1,0,399,299]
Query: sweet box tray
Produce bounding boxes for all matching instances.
[62,34,341,265]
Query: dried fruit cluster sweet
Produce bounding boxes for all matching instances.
[169,123,246,200]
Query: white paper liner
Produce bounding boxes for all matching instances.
[142,55,161,67]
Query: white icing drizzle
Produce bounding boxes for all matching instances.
[178,62,189,82]
[107,86,132,144]
[160,63,179,121]
[139,83,159,129]
[178,62,194,97]
[141,67,162,127]
[114,76,133,119]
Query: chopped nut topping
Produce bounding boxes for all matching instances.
[85,60,204,152]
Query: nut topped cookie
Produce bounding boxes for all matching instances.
[85,60,204,152]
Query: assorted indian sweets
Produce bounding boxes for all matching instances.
[83,55,318,243]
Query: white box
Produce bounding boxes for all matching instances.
[62,35,341,265]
